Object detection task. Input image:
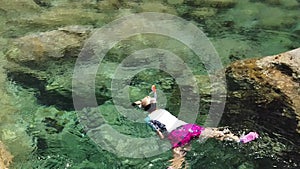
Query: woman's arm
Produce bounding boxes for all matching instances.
[145,117,165,139]
[156,129,165,139]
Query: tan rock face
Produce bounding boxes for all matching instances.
[224,48,300,165]
[225,47,300,139]
[0,141,13,169]
[257,49,300,131]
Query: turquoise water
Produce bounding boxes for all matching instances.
[0,0,299,169]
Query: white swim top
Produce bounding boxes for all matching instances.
[148,109,187,132]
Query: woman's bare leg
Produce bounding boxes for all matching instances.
[168,147,189,169]
[200,127,240,142]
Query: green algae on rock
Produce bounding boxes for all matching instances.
[263,0,299,8]
[187,0,237,8]
[0,0,41,15]
[138,1,178,15]
[191,7,217,21]
[0,48,35,165]
[166,0,185,5]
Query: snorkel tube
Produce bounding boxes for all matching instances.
[151,85,157,99]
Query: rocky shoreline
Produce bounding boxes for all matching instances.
[223,48,300,167]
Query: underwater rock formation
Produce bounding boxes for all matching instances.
[186,0,237,8]
[223,47,300,166]
[3,25,205,111]
[6,25,92,63]
[225,47,300,136]
[191,7,217,21]
[0,48,35,163]
[4,25,95,110]
[138,1,177,15]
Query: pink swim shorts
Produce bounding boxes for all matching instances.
[167,124,205,148]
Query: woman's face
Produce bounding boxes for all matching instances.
[132,96,154,109]
[140,96,151,107]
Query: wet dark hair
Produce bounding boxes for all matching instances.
[144,103,156,112]
[143,104,151,111]
[131,102,138,106]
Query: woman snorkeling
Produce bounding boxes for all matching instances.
[132,85,259,169]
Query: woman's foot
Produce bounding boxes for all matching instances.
[223,133,240,142]
[173,147,186,157]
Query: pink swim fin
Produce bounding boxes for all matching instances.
[240,132,259,143]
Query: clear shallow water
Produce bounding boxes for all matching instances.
[0,0,299,169]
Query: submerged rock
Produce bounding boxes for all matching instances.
[6,25,93,63]
[4,25,95,109]
[223,48,300,166]
[32,0,52,8]
[256,6,297,29]
[187,0,237,8]
[0,47,35,163]
[4,25,210,111]
[191,7,217,21]
[263,0,299,8]
[0,0,41,15]
[166,0,185,5]
[138,1,177,15]
[96,0,121,12]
